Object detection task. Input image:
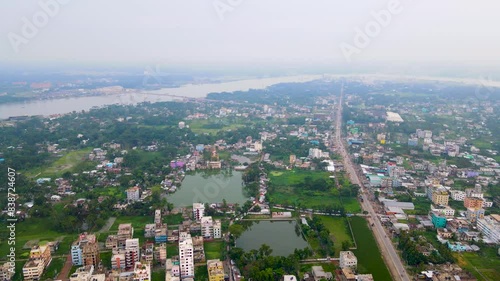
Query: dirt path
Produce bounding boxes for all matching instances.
[56,255,72,281]
[98,217,116,233]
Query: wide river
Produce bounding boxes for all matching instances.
[0,75,321,119]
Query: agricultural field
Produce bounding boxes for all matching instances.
[455,247,500,281]
[318,216,354,256]
[269,170,361,212]
[350,217,392,281]
[24,147,93,178]
[188,118,245,135]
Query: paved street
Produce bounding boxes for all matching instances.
[334,84,410,281]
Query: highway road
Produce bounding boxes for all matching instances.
[334,84,410,281]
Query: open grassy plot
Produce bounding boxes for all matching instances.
[166,243,179,258]
[455,247,500,281]
[0,217,73,260]
[350,217,392,280]
[195,266,209,280]
[101,251,113,269]
[204,241,225,260]
[188,118,245,135]
[270,169,330,186]
[269,170,341,208]
[340,197,362,213]
[164,213,184,225]
[151,270,166,281]
[318,216,354,256]
[24,147,93,178]
[41,257,66,280]
[269,170,360,212]
[110,215,153,231]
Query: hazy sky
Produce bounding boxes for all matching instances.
[1,0,499,66]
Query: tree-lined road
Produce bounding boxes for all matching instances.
[334,84,410,281]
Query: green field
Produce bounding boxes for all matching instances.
[204,241,225,260]
[164,214,184,225]
[188,118,245,135]
[110,215,154,231]
[269,170,360,212]
[195,266,209,280]
[151,270,166,281]
[455,247,500,281]
[0,217,75,281]
[0,217,75,260]
[166,243,178,258]
[41,257,66,280]
[24,148,93,178]
[318,216,354,256]
[350,217,392,280]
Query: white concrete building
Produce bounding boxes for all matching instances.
[477,215,500,244]
[193,203,205,221]
[126,186,140,202]
[201,216,214,239]
[308,148,323,159]
[179,232,194,278]
[125,238,140,269]
[431,204,455,217]
[450,190,466,201]
[133,261,151,281]
[213,219,222,239]
[339,251,357,269]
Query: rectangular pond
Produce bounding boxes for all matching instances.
[235,220,309,256]
[167,170,249,207]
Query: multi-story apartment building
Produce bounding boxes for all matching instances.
[476,215,500,244]
[126,186,141,202]
[465,188,484,199]
[125,238,140,269]
[71,233,100,267]
[111,249,126,270]
[432,190,449,206]
[450,190,466,201]
[179,232,194,279]
[0,262,14,281]
[431,204,455,217]
[155,224,168,243]
[133,261,151,281]
[23,245,52,281]
[193,203,205,221]
[464,197,484,209]
[213,219,222,239]
[466,208,485,223]
[207,259,225,281]
[30,245,52,268]
[117,224,134,249]
[154,209,162,225]
[22,259,44,281]
[201,216,214,239]
[82,242,100,268]
[431,212,448,228]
